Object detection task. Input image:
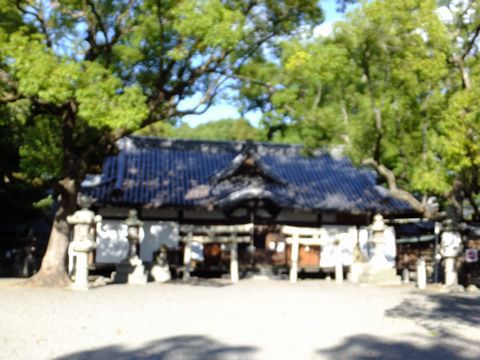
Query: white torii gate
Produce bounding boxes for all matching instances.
[282,225,344,284]
[179,224,253,283]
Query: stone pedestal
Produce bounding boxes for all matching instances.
[113,257,148,285]
[360,267,399,283]
[71,239,95,290]
[444,257,457,286]
[360,214,400,284]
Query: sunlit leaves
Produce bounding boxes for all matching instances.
[19,115,63,179]
[172,0,246,52]
[76,63,147,130]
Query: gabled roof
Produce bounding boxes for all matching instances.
[81,136,414,215]
[210,142,286,185]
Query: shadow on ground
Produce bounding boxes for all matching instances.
[55,335,256,360]
[317,334,471,360]
[318,293,480,359]
[170,277,233,288]
[386,292,480,335]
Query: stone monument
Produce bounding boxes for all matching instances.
[67,195,102,290]
[360,214,400,284]
[112,209,148,285]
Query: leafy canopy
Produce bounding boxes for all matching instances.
[239,0,480,219]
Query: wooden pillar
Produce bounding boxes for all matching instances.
[230,240,239,284]
[290,234,299,283]
[183,231,192,281]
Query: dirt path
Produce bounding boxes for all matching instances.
[1,279,479,359]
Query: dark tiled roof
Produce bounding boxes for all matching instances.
[81,136,413,215]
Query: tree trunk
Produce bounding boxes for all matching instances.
[28,184,77,287]
[446,178,464,225]
[362,158,439,220]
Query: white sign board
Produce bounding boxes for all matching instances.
[441,231,462,257]
[95,220,179,263]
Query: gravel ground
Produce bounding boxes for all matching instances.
[1,278,479,360]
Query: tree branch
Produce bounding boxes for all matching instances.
[111,0,136,44]
[15,1,53,48]
[85,0,109,44]
[170,76,229,118]
[362,158,436,218]
[462,22,480,60]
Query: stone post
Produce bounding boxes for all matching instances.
[230,241,239,284]
[416,257,426,290]
[66,195,101,291]
[289,234,299,283]
[402,268,410,284]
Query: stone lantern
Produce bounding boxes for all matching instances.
[368,214,391,267]
[113,209,148,284]
[360,214,400,284]
[125,209,143,261]
[67,194,102,290]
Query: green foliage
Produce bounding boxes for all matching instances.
[238,0,480,218]
[138,118,261,142]
[0,0,322,191]
[172,1,246,51]
[33,195,54,212]
[19,115,64,179]
[0,0,323,277]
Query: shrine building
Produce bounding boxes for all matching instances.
[81,136,416,279]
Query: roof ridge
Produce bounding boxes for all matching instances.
[128,135,305,149]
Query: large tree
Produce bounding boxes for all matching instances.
[0,0,323,285]
[240,0,480,221]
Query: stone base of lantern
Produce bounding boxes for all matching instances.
[113,257,148,285]
[360,266,400,284]
[348,262,364,283]
[150,265,171,283]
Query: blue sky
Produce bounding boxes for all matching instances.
[181,0,350,128]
